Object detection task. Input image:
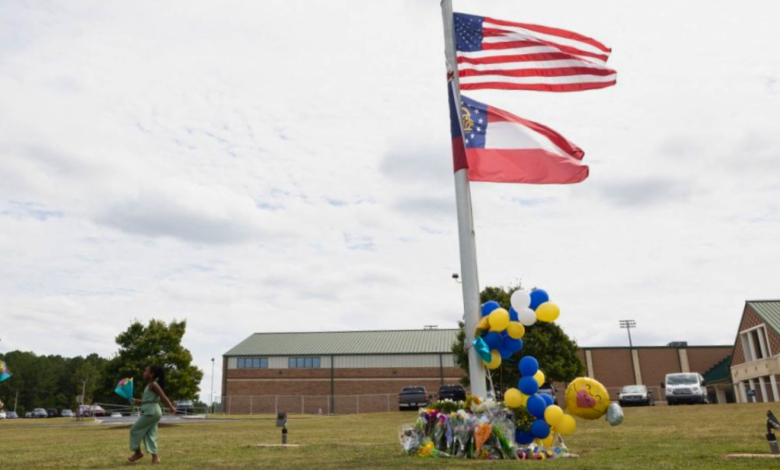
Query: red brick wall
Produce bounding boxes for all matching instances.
[225,366,464,397]
[687,347,733,375]
[638,348,680,394]
[223,365,465,414]
[732,305,780,366]
[590,348,634,389]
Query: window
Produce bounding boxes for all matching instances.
[740,325,770,363]
[236,357,268,369]
[288,357,321,368]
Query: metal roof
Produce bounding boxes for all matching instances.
[703,355,731,384]
[224,329,459,356]
[747,300,780,334]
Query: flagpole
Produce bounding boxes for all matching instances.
[441,0,487,399]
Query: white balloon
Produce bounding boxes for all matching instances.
[511,290,531,311]
[518,308,537,326]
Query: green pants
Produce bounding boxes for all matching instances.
[130,405,162,454]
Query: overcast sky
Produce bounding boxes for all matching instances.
[1,0,779,401]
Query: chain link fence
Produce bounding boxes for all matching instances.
[210,384,733,416]
[211,394,403,415]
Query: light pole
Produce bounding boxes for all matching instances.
[210,358,215,415]
[619,319,636,348]
[619,319,638,384]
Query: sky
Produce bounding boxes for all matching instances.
[1,0,779,402]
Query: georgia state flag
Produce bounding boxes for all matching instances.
[449,83,589,184]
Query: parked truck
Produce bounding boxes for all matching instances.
[398,386,429,411]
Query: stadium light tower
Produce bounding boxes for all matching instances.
[619,319,637,348]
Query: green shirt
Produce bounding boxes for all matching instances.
[140,383,161,415]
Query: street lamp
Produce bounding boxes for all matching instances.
[210,358,215,415]
[619,319,636,348]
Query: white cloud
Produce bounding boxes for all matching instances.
[0,0,779,401]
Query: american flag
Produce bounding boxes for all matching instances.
[454,12,616,92]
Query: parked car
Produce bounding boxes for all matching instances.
[437,384,467,402]
[33,408,48,418]
[538,383,558,405]
[61,409,75,418]
[24,412,33,419]
[7,411,18,419]
[110,412,122,418]
[619,385,654,406]
[662,373,708,405]
[175,400,195,415]
[78,404,106,417]
[398,386,429,411]
[0,411,6,419]
[46,408,58,418]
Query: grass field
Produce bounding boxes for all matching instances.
[0,403,776,469]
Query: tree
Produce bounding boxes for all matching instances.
[452,284,584,391]
[104,319,203,401]
[0,351,109,412]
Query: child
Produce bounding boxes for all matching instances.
[128,365,177,464]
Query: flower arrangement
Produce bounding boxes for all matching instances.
[399,394,570,460]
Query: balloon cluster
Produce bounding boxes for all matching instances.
[504,357,577,446]
[473,288,560,371]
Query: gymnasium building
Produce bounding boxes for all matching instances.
[221,320,748,412]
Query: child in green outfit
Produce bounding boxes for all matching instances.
[128,365,177,464]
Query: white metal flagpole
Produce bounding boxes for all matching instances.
[441,0,487,399]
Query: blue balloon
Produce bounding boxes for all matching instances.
[499,345,514,359]
[519,356,539,377]
[529,289,549,310]
[482,301,500,317]
[526,395,547,418]
[515,431,534,445]
[509,307,519,322]
[519,376,539,395]
[503,337,523,353]
[484,332,503,350]
[530,420,551,439]
[541,393,554,407]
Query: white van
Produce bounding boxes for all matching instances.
[662,373,708,405]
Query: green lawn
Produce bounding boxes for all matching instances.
[0,403,776,469]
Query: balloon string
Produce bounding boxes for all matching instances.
[485,364,496,399]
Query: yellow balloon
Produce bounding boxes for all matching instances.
[533,370,546,386]
[536,302,560,323]
[489,308,510,331]
[556,414,577,435]
[565,377,611,420]
[484,350,502,370]
[544,405,564,427]
[538,435,555,448]
[506,321,525,339]
[518,392,529,407]
[477,316,490,331]
[504,388,523,408]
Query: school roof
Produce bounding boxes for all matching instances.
[702,355,731,384]
[224,329,460,356]
[747,300,780,334]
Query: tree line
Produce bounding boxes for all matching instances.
[0,319,203,415]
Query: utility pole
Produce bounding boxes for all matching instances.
[79,376,87,421]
